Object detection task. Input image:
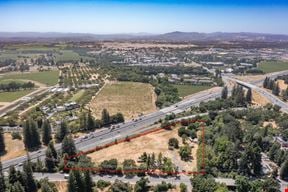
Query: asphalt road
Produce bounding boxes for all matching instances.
[1,87,222,171]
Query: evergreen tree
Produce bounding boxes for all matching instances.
[101,108,110,125]
[45,142,58,172]
[55,121,69,143]
[246,88,252,103]
[87,111,95,131]
[42,119,52,145]
[23,119,41,150]
[23,160,37,192]
[9,181,25,192]
[83,171,93,192]
[67,171,78,192]
[280,160,288,180]
[0,160,6,192]
[134,177,149,192]
[263,77,269,88]
[272,82,280,96]
[221,86,228,99]
[40,180,55,192]
[61,135,76,157]
[79,112,87,131]
[0,127,6,155]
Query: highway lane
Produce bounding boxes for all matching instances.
[1,88,222,170]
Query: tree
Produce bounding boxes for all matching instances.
[134,178,150,192]
[0,160,6,192]
[83,171,93,192]
[0,127,5,155]
[23,119,41,150]
[179,145,191,161]
[110,179,132,192]
[23,160,37,192]
[180,183,187,192]
[61,135,76,157]
[41,179,56,192]
[272,82,280,96]
[42,119,52,145]
[9,181,25,192]
[101,108,110,125]
[221,86,228,99]
[280,160,288,181]
[168,138,179,149]
[45,142,58,172]
[246,88,252,103]
[67,170,78,192]
[235,176,251,192]
[87,111,95,131]
[55,121,69,143]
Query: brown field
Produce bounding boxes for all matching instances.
[277,79,288,90]
[1,133,26,161]
[252,90,270,106]
[87,126,198,172]
[89,82,157,120]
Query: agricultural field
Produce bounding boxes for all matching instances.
[0,89,35,102]
[55,50,80,62]
[59,64,101,87]
[89,82,157,119]
[0,70,59,86]
[258,60,288,73]
[173,84,212,97]
[88,125,198,172]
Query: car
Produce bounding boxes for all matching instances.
[64,174,69,179]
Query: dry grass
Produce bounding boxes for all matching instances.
[89,82,157,120]
[87,126,197,172]
[277,80,288,90]
[1,133,26,161]
[263,121,278,129]
[252,90,270,106]
[54,181,67,192]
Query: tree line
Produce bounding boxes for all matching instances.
[0,81,35,92]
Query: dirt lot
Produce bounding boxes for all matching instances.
[87,126,198,172]
[1,133,26,161]
[89,82,157,120]
[235,74,266,83]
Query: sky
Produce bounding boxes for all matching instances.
[0,0,288,34]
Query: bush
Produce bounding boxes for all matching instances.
[168,138,179,149]
[97,180,111,189]
[11,132,22,140]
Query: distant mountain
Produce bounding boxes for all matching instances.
[1,31,288,42]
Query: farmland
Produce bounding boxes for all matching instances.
[0,70,59,86]
[0,89,35,102]
[89,82,156,119]
[258,60,288,73]
[173,84,212,97]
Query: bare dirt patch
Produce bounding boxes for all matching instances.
[89,82,157,120]
[263,121,278,129]
[1,133,26,161]
[87,126,197,172]
[252,90,270,106]
[277,79,288,90]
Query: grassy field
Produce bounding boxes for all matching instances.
[89,82,156,119]
[0,70,59,86]
[258,61,288,73]
[173,84,212,97]
[0,89,34,102]
[55,50,80,62]
[69,89,86,102]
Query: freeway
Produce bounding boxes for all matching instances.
[224,76,288,113]
[1,87,222,171]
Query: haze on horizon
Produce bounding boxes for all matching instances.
[0,0,288,35]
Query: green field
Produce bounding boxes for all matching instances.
[55,50,80,62]
[0,70,59,86]
[0,89,34,102]
[69,89,86,102]
[258,61,288,73]
[173,84,212,97]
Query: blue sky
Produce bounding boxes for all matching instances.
[0,0,288,34]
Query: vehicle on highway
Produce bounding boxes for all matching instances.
[64,174,69,179]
